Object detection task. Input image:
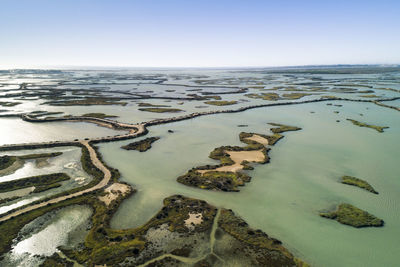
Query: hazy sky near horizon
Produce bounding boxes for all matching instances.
[1,0,399,68]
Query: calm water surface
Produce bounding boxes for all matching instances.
[98,101,400,267]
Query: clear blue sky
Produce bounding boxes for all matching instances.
[1,0,399,68]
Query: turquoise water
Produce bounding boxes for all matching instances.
[98,101,400,267]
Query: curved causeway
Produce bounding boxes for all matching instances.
[0,141,109,222]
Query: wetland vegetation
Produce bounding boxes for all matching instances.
[0,173,70,193]
[320,203,384,228]
[204,100,238,106]
[346,119,389,133]
[138,107,183,113]
[341,175,378,194]
[121,137,160,152]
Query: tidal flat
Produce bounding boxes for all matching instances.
[0,67,399,267]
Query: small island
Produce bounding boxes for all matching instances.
[320,203,384,228]
[81,113,118,119]
[138,107,183,113]
[346,119,389,133]
[121,137,160,152]
[177,123,302,191]
[341,175,378,194]
[204,100,238,106]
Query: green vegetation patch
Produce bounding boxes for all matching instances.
[0,155,17,170]
[245,92,280,101]
[44,98,128,106]
[137,102,170,107]
[40,253,74,267]
[359,94,379,98]
[0,173,70,193]
[269,123,302,134]
[346,119,389,133]
[281,92,311,99]
[81,113,118,119]
[0,101,22,107]
[0,196,20,205]
[341,175,378,194]
[121,137,160,152]
[177,170,251,192]
[18,152,63,160]
[138,107,183,113]
[320,203,384,228]
[218,209,300,266]
[204,100,238,106]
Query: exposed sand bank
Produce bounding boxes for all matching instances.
[99,182,131,206]
[244,134,269,146]
[198,149,265,174]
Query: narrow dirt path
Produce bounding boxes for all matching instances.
[138,208,223,267]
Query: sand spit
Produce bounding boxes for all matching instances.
[99,182,131,206]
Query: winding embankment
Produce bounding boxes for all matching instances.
[0,141,109,222]
[0,122,146,222]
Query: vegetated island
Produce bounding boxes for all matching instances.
[137,102,170,107]
[346,119,389,133]
[121,137,160,152]
[0,101,22,107]
[320,203,384,228]
[138,107,183,113]
[177,123,301,192]
[80,113,118,119]
[341,175,378,194]
[204,100,238,106]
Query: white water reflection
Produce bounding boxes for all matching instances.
[0,197,40,214]
[12,206,91,256]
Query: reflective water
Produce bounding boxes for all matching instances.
[1,205,91,266]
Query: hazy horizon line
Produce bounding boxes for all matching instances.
[1,63,399,71]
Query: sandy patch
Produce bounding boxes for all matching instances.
[74,177,86,185]
[64,162,78,169]
[245,134,269,146]
[198,149,265,174]
[185,213,203,230]
[98,182,131,206]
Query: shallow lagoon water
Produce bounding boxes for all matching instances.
[0,118,118,145]
[99,101,400,267]
[1,205,91,266]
